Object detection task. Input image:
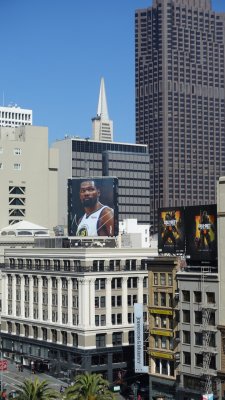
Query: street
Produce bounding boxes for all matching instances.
[0,360,65,394]
[0,360,125,399]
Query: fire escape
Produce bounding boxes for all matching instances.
[200,266,218,395]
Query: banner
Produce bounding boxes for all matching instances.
[134,303,148,373]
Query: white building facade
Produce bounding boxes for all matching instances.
[0,106,32,127]
[0,244,157,381]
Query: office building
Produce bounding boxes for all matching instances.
[176,268,219,399]
[0,105,32,127]
[135,0,225,231]
[0,125,58,230]
[53,137,150,229]
[0,241,157,381]
[92,78,113,142]
[217,176,225,397]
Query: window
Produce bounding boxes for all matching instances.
[42,328,47,341]
[209,312,215,326]
[154,273,158,285]
[206,292,215,304]
[183,352,191,365]
[13,163,21,170]
[182,290,190,302]
[183,331,191,344]
[155,316,160,327]
[14,148,22,155]
[112,313,122,325]
[128,331,134,344]
[95,278,105,290]
[195,332,203,346]
[154,292,158,306]
[96,334,106,348]
[160,292,166,307]
[72,333,78,347]
[160,273,166,286]
[161,317,167,329]
[112,332,123,346]
[155,336,159,348]
[128,277,138,288]
[195,311,202,324]
[161,336,167,349]
[143,294,147,305]
[183,310,190,323]
[195,353,203,367]
[111,278,122,289]
[168,274,173,286]
[209,333,216,347]
[143,277,148,288]
[194,291,202,303]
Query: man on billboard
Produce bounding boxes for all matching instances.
[76,180,114,236]
[161,211,180,252]
[197,210,215,250]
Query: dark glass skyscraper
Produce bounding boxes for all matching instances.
[135,0,225,232]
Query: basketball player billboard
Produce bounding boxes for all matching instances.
[68,177,118,237]
[185,204,217,261]
[158,207,185,254]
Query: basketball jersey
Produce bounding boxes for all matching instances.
[76,206,109,236]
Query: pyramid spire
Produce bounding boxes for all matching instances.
[97,77,109,120]
[92,78,113,142]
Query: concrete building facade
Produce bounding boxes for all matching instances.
[0,125,58,230]
[135,0,225,231]
[176,269,220,399]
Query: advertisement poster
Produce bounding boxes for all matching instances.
[68,177,118,237]
[185,205,217,261]
[158,208,185,254]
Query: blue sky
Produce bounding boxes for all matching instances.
[0,0,224,145]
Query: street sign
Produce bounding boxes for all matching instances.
[0,360,8,371]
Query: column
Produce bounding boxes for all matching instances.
[82,278,90,328]
[20,275,25,318]
[38,276,42,321]
[122,277,128,325]
[106,277,112,326]
[68,278,73,326]
[78,278,83,326]
[1,274,6,316]
[12,275,16,317]
[89,278,96,327]
[138,276,144,304]
[48,276,52,323]
[57,277,62,325]
[29,276,34,319]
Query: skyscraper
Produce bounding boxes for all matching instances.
[135,0,225,232]
[92,78,113,142]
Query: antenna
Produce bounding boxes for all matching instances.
[2,92,4,106]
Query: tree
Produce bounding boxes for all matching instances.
[64,372,115,400]
[15,377,60,400]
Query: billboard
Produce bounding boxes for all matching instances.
[185,205,217,261]
[68,177,118,237]
[158,208,185,254]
